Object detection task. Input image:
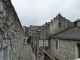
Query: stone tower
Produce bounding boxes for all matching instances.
[49,13,73,35]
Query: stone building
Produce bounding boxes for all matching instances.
[50,20,80,60]
[23,26,28,36]
[23,25,41,36]
[0,0,24,60]
[49,13,73,36]
[31,13,74,60]
[32,13,73,50]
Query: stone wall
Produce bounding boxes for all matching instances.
[23,26,28,36]
[0,0,24,60]
[31,14,73,43]
[50,39,76,60]
[23,25,41,36]
[31,14,74,55]
[49,14,73,35]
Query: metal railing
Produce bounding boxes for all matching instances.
[30,41,55,60]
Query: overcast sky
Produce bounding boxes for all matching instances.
[11,0,80,27]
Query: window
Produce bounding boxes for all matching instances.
[55,40,59,50]
[44,40,48,46]
[78,22,80,27]
[39,40,49,47]
[59,23,61,27]
[39,40,43,46]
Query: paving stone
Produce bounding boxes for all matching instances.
[19,45,36,60]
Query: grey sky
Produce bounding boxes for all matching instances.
[11,0,80,27]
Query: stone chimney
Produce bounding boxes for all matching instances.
[74,19,80,28]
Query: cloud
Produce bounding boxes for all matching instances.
[11,0,80,26]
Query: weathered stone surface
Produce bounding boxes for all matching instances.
[0,2,3,13]
[31,14,74,57]
[0,14,2,18]
[0,19,3,27]
[49,14,73,36]
[2,40,10,48]
[50,39,75,60]
[0,0,25,60]
[23,25,41,36]
[20,46,32,60]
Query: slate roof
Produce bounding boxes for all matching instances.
[50,27,80,40]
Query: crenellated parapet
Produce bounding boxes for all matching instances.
[49,13,73,35]
[32,13,74,41]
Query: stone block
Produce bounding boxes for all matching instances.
[0,19,3,27]
[2,40,10,48]
[0,41,2,49]
[0,2,3,13]
[0,14,2,18]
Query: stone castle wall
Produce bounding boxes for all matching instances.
[49,14,73,35]
[31,14,74,55]
[50,39,76,60]
[0,0,24,60]
[23,25,41,36]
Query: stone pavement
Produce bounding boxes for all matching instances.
[19,44,36,60]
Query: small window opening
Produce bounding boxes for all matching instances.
[59,23,61,27]
[56,40,59,50]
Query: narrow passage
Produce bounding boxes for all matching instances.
[19,44,35,60]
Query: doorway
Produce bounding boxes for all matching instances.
[77,44,80,58]
[3,46,8,60]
